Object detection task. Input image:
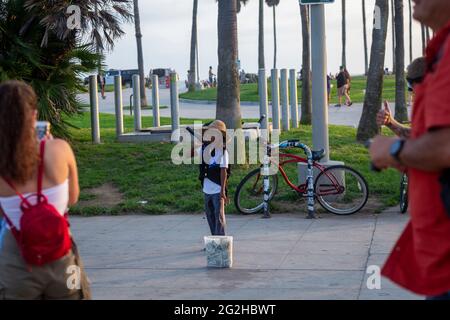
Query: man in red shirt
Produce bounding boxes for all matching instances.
[370,0,450,300]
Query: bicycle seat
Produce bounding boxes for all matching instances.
[312,149,326,161]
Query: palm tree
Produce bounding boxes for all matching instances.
[266,0,280,70]
[299,3,311,125]
[357,0,389,142]
[391,0,396,73]
[362,0,369,75]
[421,23,426,53]
[341,0,346,67]
[133,0,147,107]
[0,0,132,137]
[258,0,265,69]
[188,0,199,92]
[216,0,247,129]
[408,0,413,63]
[394,0,407,123]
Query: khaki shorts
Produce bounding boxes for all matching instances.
[0,230,91,300]
[338,85,347,96]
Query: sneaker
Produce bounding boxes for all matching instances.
[347,102,353,106]
[334,104,342,108]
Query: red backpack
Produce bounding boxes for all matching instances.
[2,140,72,266]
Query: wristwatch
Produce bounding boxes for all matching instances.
[390,139,405,163]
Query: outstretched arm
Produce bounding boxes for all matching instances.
[377,101,411,139]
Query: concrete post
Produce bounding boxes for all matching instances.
[311,4,330,162]
[114,75,123,137]
[152,74,160,127]
[271,69,281,131]
[258,69,269,130]
[170,72,180,142]
[289,69,299,129]
[89,75,100,144]
[280,69,290,131]
[132,74,142,132]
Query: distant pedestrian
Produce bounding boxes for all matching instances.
[97,72,106,99]
[344,68,352,101]
[335,66,352,107]
[209,66,215,87]
[327,74,332,105]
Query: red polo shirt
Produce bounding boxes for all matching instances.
[381,22,450,296]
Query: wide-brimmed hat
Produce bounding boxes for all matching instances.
[205,120,227,134]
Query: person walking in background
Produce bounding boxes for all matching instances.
[335,66,351,107]
[0,81,91,300]
[327,74,332,105]
[208,66,215,88]
[370,0,450,300]
[344,68,352,105]
[97,72,106,100]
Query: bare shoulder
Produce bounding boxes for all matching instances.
[44,139,74,160]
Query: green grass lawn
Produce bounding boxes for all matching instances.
[67,112,401,216]
[179,75,399,104]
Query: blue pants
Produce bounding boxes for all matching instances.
[204,193,226,236]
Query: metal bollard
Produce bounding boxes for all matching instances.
[289,69,299,128]
[170,72,180,142]
[280,69,290,131]
[258,69,269,130]
[114,75,124,137]
[152,74,160,127]
[89,75,100,144]
[271,69,281,130]
[132,74,142,131]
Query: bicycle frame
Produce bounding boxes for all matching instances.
[276,153,343,196]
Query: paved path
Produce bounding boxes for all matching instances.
[71,207,420,300]
[78,89,411,128]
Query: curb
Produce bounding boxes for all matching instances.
[179,98,260,106]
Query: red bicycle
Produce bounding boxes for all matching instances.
[234,140,369,215]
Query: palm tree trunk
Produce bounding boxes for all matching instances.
[425,27,431,43]
[341,0,346,67]
[391,0,396,74]
[408,0,412,63]
[189,0,199,92]
[133,0,147,106]
[357,0,389,142]
[394,0,407,123]
[258,0,265,69]
[421,23,426,53]
[196,36,200,83]
[300,4,311,125]
[362,0,369,75]
[217,0,242,130]
[273,5,277,70]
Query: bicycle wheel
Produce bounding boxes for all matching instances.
[315,165,369,215]
[399,174,408,214]
[234,168,278,214]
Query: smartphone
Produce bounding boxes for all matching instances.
[36,121,51,140]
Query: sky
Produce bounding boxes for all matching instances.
[104,0,424,81]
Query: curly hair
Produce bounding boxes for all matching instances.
[0,81,39,184]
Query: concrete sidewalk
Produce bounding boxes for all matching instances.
[71,207,421,300]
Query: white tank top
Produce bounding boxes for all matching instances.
[0,180,69,230]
